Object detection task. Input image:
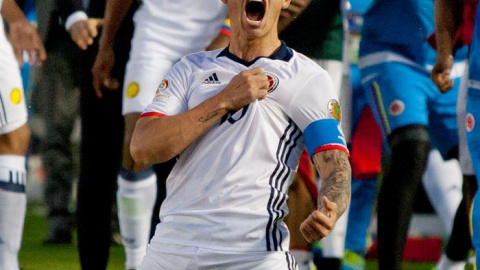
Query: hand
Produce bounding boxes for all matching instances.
[218,67,269,111]
[92,44,119,98]
[431,54,454,93]
[300,196,338,243]
[69,18,104,50]
[8,20,46,66]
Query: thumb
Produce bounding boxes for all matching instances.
[320,196,336,217]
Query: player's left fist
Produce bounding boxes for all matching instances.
[299,196,338,243]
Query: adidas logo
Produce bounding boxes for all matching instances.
[204,73,221,84]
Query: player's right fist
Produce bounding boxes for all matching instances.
[219,67,269,112]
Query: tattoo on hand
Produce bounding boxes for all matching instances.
[314,150,351,216]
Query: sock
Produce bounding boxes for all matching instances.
[290,249,313,270]
[378,131,430,270]
[0,155,27,270]
[445,197,472,261]
[321,208,348,259]
[436,253,466,270]
[117,168,157,269]
[422,149,462,234]
[345,178,377,253]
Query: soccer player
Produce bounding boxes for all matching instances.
[131,0,351,269]
[91,1,227,269]
[431,0,480,269]
[0,0,46,269]
[358,1,468,269]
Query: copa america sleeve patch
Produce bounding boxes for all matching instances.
[304,119,349,158]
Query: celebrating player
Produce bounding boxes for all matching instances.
[131,0,351,269]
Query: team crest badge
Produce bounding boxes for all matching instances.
[10,88,21,105]
[389,99,405,116]
[126,82,140,98]
[153,79,170,102]
[328,99,341,121]
[264,72,279,93]
[158,79,169,91]
[466,113,475,132]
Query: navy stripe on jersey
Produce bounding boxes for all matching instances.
[286,252,297,270]
[266,119,302,251]
[218,41,293,67]
[0,92,7,125]
[0,170,26,193]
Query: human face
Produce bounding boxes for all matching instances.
[223,0,291,40]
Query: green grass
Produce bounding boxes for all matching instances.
[19,203,436,270]
[19,203,125,270]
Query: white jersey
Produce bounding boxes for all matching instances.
[132,0,228,61]
[142,43,348,252]
[123,0,228,115]
[0,18,27,135]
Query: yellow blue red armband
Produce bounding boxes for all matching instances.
[304,119,349,159]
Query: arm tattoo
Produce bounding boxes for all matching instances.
[198,111,220,124]
[313,149,351,217]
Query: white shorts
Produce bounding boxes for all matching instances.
[139,242,299,270]
[0,35,27,135]
[122,57,174,115]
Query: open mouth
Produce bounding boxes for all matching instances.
[246,0,265,22]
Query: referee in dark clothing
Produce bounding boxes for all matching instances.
[57,0,133,268]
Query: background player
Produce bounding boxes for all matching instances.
[431,0,480,268]
[0,0,46,268]
[358,1,468,269]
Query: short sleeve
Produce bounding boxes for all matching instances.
[141,59,190,118]
[286,70,348,157]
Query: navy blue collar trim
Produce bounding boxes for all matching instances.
[217,41,293,67]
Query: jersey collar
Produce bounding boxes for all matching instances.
[217,41,293,67]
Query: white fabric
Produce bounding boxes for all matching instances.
[321,203,348,258]
[0,155,26,270]
[458,62,475,175]
[290,250,312,270]
[359,51,466,79]
[422,149,462,235]
[65,11,88,31]
[0,18,27,135]
[436,253,467,270]
[122,59,173,114]
[140,242,299,270]
[122,0,227,115]
[144,48,345,253]
[117,173,157,269]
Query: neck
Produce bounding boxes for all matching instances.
[228,30,282,62]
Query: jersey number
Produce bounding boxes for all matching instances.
[220,105,250,125]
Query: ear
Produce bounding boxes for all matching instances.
[282,0,291,9]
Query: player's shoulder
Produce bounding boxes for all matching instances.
[179,49,223,70]
[289,49,331,80]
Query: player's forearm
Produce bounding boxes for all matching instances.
[434,0,463,57]
[99,0,134,47]
[131,95,229,166]
[1,0,27,24]
[313,149,351,217]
